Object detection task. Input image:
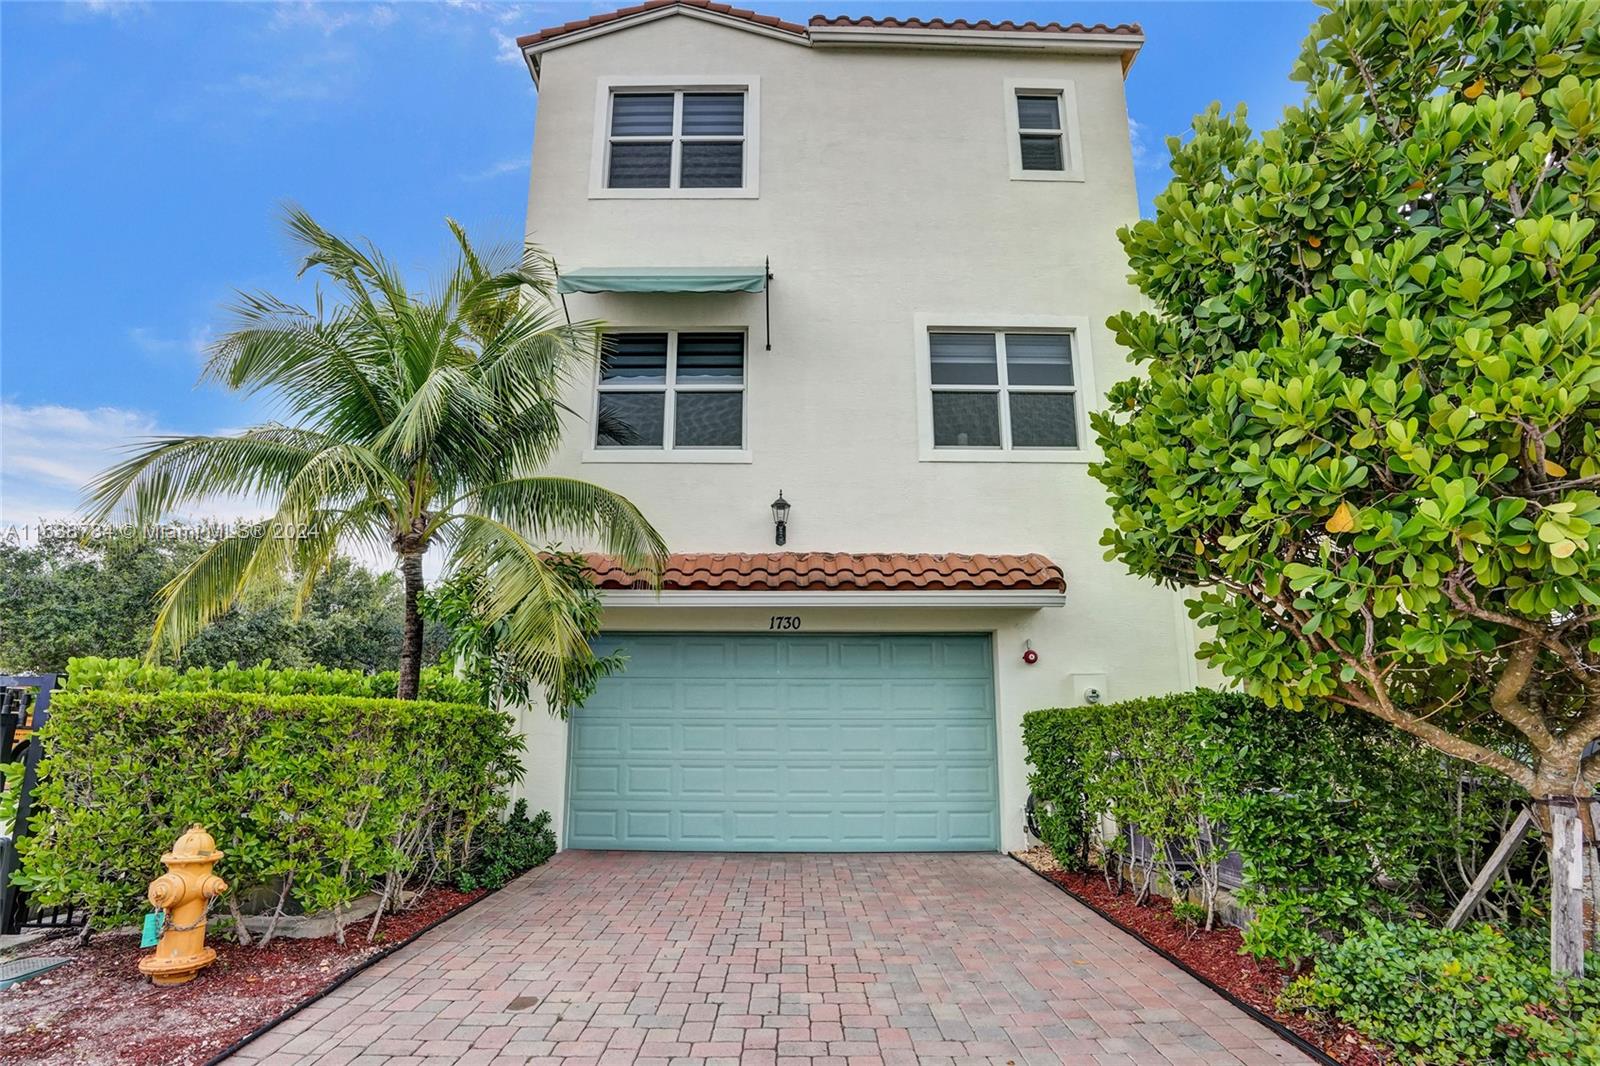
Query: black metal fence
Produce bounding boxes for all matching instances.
[1,673,80,935]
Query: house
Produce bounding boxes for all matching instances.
[511,0,1200,854]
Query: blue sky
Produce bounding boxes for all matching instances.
[0,0,1317,523]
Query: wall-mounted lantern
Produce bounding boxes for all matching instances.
[771,491,791,546]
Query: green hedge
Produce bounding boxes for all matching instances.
[1282,921,1600,1066]
[64,654,482,705]
[15,689,523,936]
[1022,690,1525,963]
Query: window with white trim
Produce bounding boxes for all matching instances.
[1003,79,1083,182]
[928,331,1078,450]
[606,90,746,190]
[595,331,746,450]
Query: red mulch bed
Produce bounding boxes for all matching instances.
[1014,848,1390,1066]
[0,886,485,1066]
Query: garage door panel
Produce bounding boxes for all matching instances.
[891,724,940,754]
[628,722,673,753]
[565,634,998,851]
[785,764,833,798]
[732,810,780,844]
[734,723,781,752]
[730,764,780,797]
[572,722,622,755]
[681,723,726,752]
[787,723,833,754]
[572,763,621,796]
[680,809,728,842]
[623,764,672,796]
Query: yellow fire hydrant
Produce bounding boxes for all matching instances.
[138,824,228,986]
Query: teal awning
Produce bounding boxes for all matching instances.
[555,267,768,295]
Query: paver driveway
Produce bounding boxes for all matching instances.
[233,852,1311,1066]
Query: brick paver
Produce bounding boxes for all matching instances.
[229,852,1310,1065]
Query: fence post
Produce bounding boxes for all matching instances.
[1,674,60,936]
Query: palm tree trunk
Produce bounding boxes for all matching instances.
[397,552,425,700]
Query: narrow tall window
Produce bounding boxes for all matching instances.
[596,332,746,450]
[1015,93,1064,171]
[606,90,746,190]
[929,331,1078,450]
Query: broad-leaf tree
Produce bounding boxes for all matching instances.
[1092,1,1600,968]
[86,208,665,699]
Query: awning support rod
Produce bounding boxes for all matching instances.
[550,257,572,325]
[765,256,773,352]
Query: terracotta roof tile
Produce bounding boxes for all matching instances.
[517,2,1139,50]
[517,0,806,47]
[808,14,1142,36]
[584,551,1066,593]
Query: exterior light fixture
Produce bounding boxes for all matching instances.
[770,491,791,546]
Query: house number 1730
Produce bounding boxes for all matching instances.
[768,615,802,630]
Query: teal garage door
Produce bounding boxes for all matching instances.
[566,633,999,851]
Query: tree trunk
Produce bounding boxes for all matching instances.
[397,552,425,700]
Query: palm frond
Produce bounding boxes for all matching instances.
[82,426,331,525]
[457,477,667,574]
[149,524,302,658]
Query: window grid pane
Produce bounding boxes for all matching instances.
[608,142,672,188]
[929,332,999,385]
[607,90,747,190]
[674,392,743,448]
[681,93,744,135]
[675,333,745,383]
[1008,392,1078,448]
[1019,134,1064,172]
[932,391,1002,448]
[1016,94,1061,131]
[597,392,666,448]
[1005,334,1074,386]
[601,334,669,383]
[680,142,743,188]
[611,93,674,136]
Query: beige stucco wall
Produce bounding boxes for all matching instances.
[514,15,1206,852]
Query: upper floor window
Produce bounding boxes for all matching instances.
[1016,94,1064,171]
[594,331,746,453]
[591,78,760,199]
[929,331,1078,451]
[1003,79,1084,182]
[913,315,1096,463]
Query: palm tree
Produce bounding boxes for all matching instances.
[85,207,665,699]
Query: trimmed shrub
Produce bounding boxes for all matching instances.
[454,799,557,891]
[1022,690,1527,964]
[1282,921,1600,1065]
[63,654,482,705]
[15,689,523,938]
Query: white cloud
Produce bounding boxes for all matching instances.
[268,1,397,35]
[460,156,527,182]
[63,0,150,20]
[496,28,527,66]
[128,324,214,362]
[1128,116,1155,169]
[0,403,264,525]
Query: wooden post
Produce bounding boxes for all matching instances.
[1550,799,1586,979]
[1446,808,1535,931]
